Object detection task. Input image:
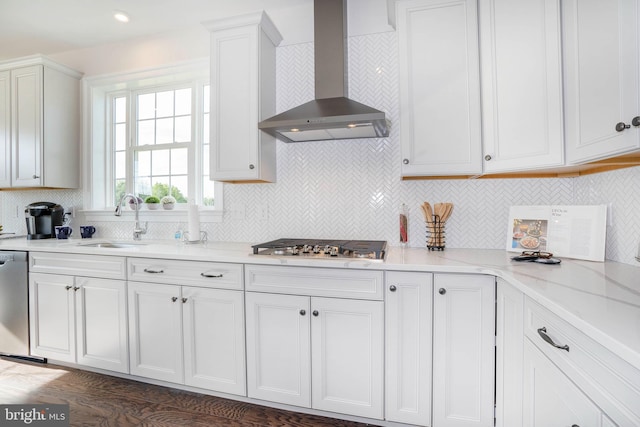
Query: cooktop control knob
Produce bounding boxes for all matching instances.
[329,246,339,256]
[313,245,321,254]
[303,245,312,253]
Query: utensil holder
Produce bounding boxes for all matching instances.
[427,215,445,250]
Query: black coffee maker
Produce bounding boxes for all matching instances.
[25,202,64,240]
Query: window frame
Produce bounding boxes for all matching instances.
[82,59,223,223]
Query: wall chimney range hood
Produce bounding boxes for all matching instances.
[258,0,389,143]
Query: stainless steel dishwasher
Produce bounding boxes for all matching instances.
[0,251,44,362]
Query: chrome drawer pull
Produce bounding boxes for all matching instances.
[201,271,224,278]
[143,267,164,274]
[537,327,569,352]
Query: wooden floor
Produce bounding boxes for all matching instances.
[0,357,378,427]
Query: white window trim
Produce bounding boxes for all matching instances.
[81,59,223,223]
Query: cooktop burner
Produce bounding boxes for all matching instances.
[252,239,387,261]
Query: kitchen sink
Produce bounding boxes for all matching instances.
[78,242,147,249]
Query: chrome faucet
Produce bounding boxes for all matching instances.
[115,193,148,240]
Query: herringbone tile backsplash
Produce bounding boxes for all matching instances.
[2,32,639,265]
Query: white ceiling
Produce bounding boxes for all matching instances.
[0,0,392,61]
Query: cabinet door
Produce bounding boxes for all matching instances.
[29,272,75,362]
[397,0,483,177]
[10,65,42,187]
[496,279,525,427]
[75,277,128,373]
[563,0,640,163]
[209,15,278,183]
[245,292,311,407]
[0,70,10,187]
[523,339,606,427]
[183,287,246,395]
[311,297,384,420]
[479,0,564,173]
[433,274,495,427]
[385,271,432,426]
[128,281,183,383]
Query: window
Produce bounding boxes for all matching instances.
[110,83,212,206]
[84,60,221,217]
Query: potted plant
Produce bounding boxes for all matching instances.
[144,196,160,210]
[128,196,144,210]
[161,196,176,210]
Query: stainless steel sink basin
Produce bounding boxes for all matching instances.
[78,242,146,249]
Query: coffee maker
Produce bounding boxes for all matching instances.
[25,202,64,240]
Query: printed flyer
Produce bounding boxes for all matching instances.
[506,205,607,261]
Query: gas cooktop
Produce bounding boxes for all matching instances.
[251,239,387,261]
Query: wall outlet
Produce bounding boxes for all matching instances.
[228,203,246,221]
[256,204,268,221]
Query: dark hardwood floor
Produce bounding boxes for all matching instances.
[0,357,378,427]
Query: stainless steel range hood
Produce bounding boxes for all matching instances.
[258,0,389,143]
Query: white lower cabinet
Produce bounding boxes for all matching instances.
[29,272,128,373]
[497,280,637,427]
[245,291,384,419]
[496,278,525,427]
[385,271,433,426]
[432,273,496,427]
[523,339,614,427]
[128,281,245,395]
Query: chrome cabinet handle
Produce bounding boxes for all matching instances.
[143,267,164,274]
[438,288,446,295]
[73,287,79,292]
[171,297,178,302]
[65,285,72,290]
[312,310,319,317]
[182,298,187,303]
[484,154,492,161]
[537,327,569,352]
[402,159,409,165]
[389,285,397,292]
[632,116,640,127]
[249,164,255,170]
[201,271,223,278]
[300,309,306,316]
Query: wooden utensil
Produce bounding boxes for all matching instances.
[421,202,433,224]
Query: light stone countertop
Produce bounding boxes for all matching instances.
[2,237,639,371]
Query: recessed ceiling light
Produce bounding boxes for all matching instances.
[113,11,130,23]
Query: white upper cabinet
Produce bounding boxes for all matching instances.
[479,0,565,173]
[205,12,281,183]
[0,56,81,188]
[0,70,9,187]
[392,0,483,177]
[563,0,640,163]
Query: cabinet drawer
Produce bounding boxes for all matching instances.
[128,258,243,290]
[524,297,640,425]
[245,264,383,300]
[30,252,126,280]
